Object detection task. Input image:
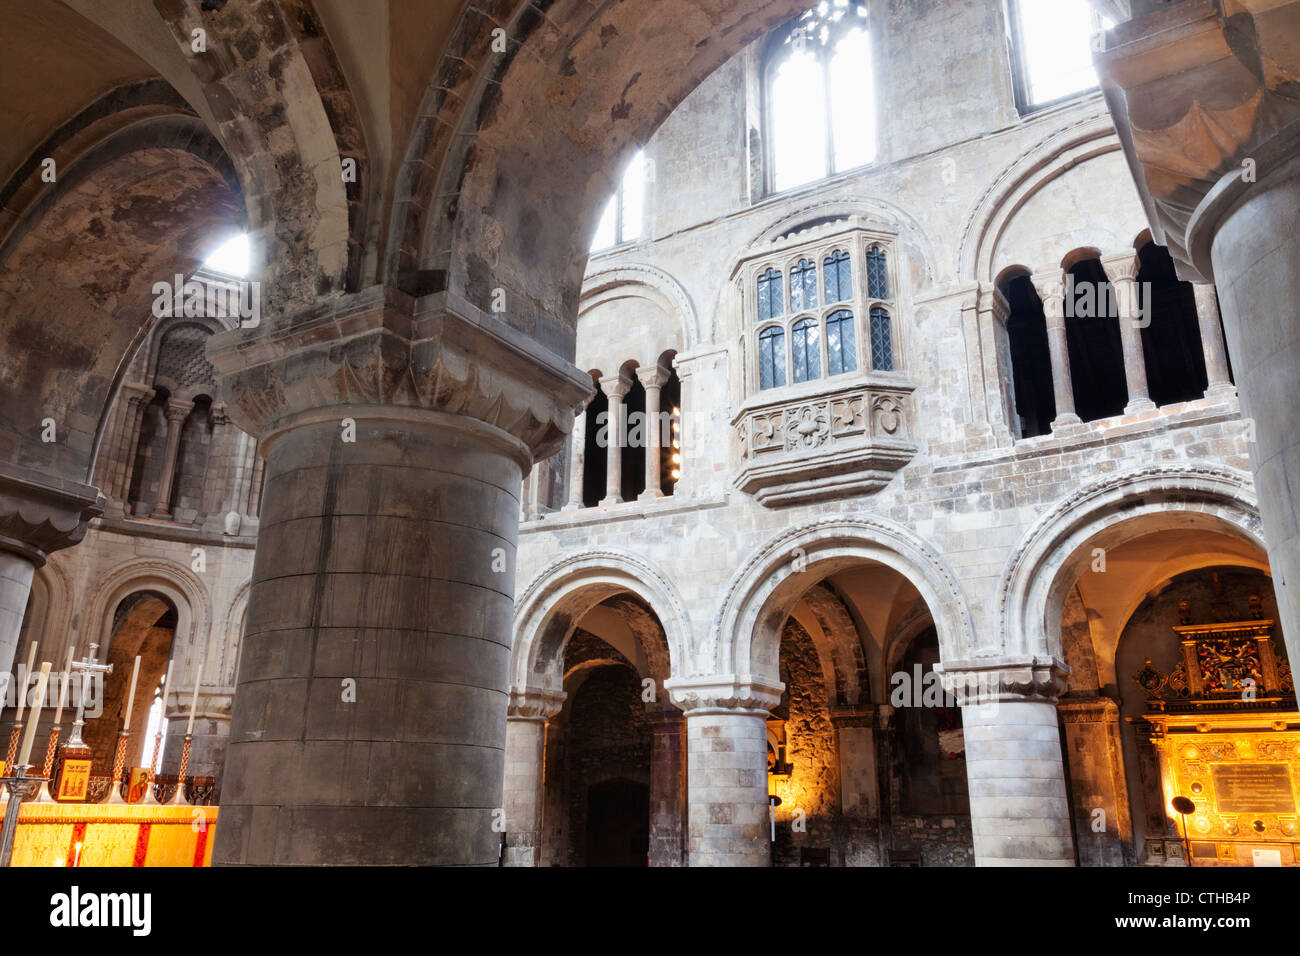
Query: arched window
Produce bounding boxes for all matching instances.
[1006,0,1114,112]
[869,307,893,371]
[759,326,787,390]
[826,309,857,376]
[758,267,784,321]
[1065,258,1127,421]
[866,244,889,299]
[201,232,250,278]
[1136,242,1210,406]
[791,259,818,312]
[1003,274,1056,438]
[823,249,851,304]
[768,1,875,192]
[591,150,648,250]
[791,317,821,383]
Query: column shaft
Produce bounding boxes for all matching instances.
[503,716,547,866]
[1105,259,1156,413]
[0,552,36,685]
[212,413,523,865]
[685,710,769,866]
[1034,276,1081,428]
[564,409,587,510]
[648,708,685,866]
[599,377,629,506]
[1191,283,1235,394]
[151,401,193,518]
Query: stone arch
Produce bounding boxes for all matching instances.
[959,115,1124,282]
[580,263,701,354]
[712,516,976,685]
[388,0,816,360]
[220,578,252,687]
[996,465,1264,662]
[795,583,869,707]
[81,559,211,684]
[511,550,691,699]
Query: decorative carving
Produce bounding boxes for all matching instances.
[663,676,784,715]
[731,381,917,507]
[934,656,1070,705]
[0,468,103,566]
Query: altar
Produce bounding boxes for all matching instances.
[1134,616,1298,865]
[0,801,217,867]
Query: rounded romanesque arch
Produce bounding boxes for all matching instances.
[996,465,1265,663]
[580,263,700,355]
[711,516,976,685]
[511,549,691,701]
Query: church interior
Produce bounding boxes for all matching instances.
[0,0,1298,869]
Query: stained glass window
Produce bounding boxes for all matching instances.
[824,249,851,303]
[792,316,821,383]
[826,309,857,376]
[758,267,784,322]
[870,307,894,371]
[791,259,818,312]
[866,245,888,300]
[759,325,786,389]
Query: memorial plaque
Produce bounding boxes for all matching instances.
[1211,764,1297,814]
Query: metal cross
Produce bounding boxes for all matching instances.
[64,643,113,750]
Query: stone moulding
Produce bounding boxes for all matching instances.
[0,467,104,566]
[732,380,918,506]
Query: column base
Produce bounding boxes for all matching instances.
[598,495,624,507]
[1204,382,1237,400]
[1123,398,1157,414]
[1050,413,1084,432]
[638,489,664,503]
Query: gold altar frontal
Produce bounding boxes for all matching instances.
[0,802,218,867]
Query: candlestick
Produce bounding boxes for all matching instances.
[122,655,141,731]
[14,640,37,721]
[17,663,51,766]
[52,647,74,725]
[165,734,194,806]
[185,661,203,735]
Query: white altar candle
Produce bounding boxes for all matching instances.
[17,663,51,766]
[14,640,37,720]
[157,661,174,732]
[53,647,74,725]
[121,655,141,732]
[185,661,203,735]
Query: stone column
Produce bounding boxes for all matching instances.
[109,385,156,509]
[1096,0,1300,668]
[599,375,630,506]
[1191,283,1235,397]
[502,689,563,867]
[637,365,670,502]
[1058,696,1132,867]
[665,677,783,867]
[935,658,1075,866]
[647,706,686,867]
[1102,254,1156,414]
[150,399,193,519]
[830,704,881,866]
[563,402,589,511]
[0,468,101,679]
[205,292,589,866]
[1031,273,1081,430]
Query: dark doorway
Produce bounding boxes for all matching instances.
[584,779,649,867]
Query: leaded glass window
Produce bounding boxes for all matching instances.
[758,267,784,322]
[791,259,818,313]
[826,308,857,376]
[759,325,786,390]
[792,316,821,383]
[866,245,888,300]
[870,307,894,371]
[824,249,851,303]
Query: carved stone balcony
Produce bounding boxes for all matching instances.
[732,376,917,506]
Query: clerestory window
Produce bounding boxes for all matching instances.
[591,150,648,251]
[1005,0,1114,112]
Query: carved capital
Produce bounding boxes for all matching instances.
[933,656,1071,705]
[828,704,876,729]
[1101,252,1140,285]
[663,675,784,715]
[206,285,594,464]
[507,688,566,721]
[599,374,632,402]
[0,466,103,566]
[635,364,671,391]
[164,400,194,424]
[1031,273,1065,321]
[1096,0,1300,280]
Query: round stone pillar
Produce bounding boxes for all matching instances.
[665,677,783,867]
[936,658,1075,866]
[206,293,591,866]
[502,689,563,867]
[1192,149,1300,670]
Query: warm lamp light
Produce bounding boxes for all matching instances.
[1171,795,1196,867]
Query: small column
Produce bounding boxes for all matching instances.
[150,399,193,519]
[599,375,630,506]
[1191,283,1235,397]
[1032,273,1082,429]
[665,677,783,867]
[563,401,589,511]
[503,690,564,867]
[986,288,1019,441]
[1102,254,1156,413]
[109,385,156,506]
[647,706,686,867]
[637,365,670,502]
[935,658,1075,866]
[829,704,881,866]
[200,403,231,522]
